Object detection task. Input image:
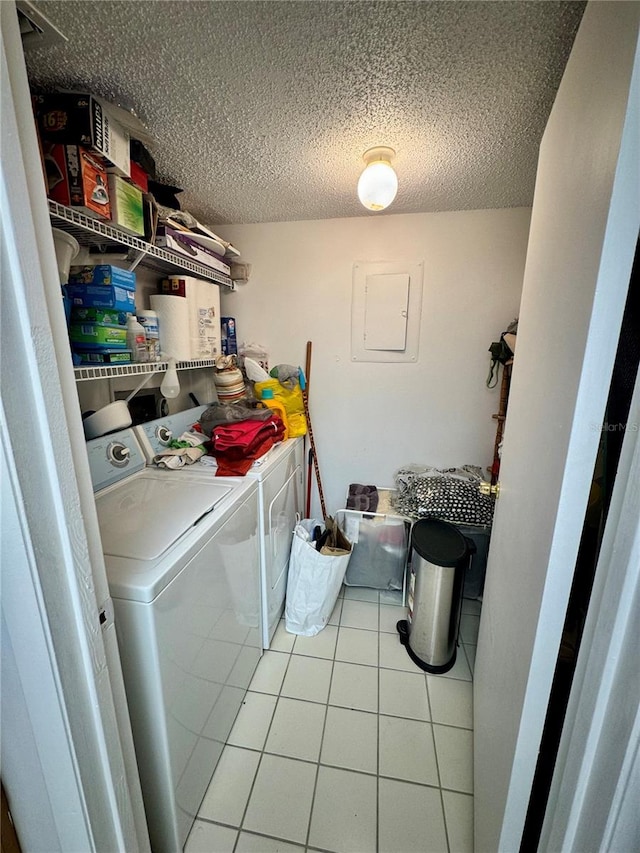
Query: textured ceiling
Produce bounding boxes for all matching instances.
[24,1,585,226]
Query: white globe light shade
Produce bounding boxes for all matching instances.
[357,159,398,211]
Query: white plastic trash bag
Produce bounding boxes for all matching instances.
[285,518,352,636]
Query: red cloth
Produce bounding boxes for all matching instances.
[211,414,285,476]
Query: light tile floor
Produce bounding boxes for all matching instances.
[186,587,481,853]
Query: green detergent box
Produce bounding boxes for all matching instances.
[69,264,136,290]
[72,349,132,364]
[69,322,128,348]
[70,306,127,325]
[108,174,145,236]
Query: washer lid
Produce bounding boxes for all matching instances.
[95,474,232,560]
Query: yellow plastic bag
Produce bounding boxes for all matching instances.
[254,378,307,437]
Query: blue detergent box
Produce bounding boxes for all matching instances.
[64,283,136,313]
[69,264,136,291]
[221,316,237,355]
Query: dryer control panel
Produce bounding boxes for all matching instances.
[87,428,146,492]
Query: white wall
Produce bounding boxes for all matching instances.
[473,2,640,850]
[217,208,529,514]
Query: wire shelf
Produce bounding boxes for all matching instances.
[49,201,233,288]
[73,359,216,382]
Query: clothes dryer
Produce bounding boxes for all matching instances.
[87,428,261,853]
[135,406,304,648]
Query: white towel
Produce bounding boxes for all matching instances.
[153,431,206,469]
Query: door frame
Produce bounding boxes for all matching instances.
[474,4,640,850]
[1,3,148,850]
[541,349,640,851]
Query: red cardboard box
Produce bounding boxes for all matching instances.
[45,143,111,219]
[129,160,149,193]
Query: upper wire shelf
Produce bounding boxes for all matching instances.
[49,201,233,288]
[73,359,216,382]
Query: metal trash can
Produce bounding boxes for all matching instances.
[397,518,476,673]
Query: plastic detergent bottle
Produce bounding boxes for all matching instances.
[260,388,289,439]
[137,310,160,362]
[126,315,148,363]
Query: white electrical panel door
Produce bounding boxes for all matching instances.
[351,261,424,362]
[364,273,410,351]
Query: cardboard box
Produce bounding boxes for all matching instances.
[130,139,156,180]
[45,144,111,219]
[64,283,136,313]
[70,306,127,325]
[129,160,149,193]
[107,175,145,236]
[155,226,231,276]
[34,92,131,176]
[69,264,136,290]
[160,276,221,359]
[69,323,128,348]
[72,349,133,364]
[221,317,237,340]
[221,317,238,355]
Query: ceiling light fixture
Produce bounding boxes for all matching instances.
[357,146,398,212]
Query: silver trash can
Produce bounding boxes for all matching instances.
[397,518,476,673]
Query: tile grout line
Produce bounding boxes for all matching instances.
[232,643,295,850]
[423,661,453,853]
[303,622,338,851]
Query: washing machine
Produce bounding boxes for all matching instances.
[134,405,304,648]
[87,428,261,853]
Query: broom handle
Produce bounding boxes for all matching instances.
[304,341,313,517]
[303,341,327,519]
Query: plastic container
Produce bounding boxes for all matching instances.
[397,518,476,673]
[260,388,289,439]
[239,340,268,371]
[52,228,80,284]
[337,509,409,591]
[126,315,148,363]
[137,310,161,362]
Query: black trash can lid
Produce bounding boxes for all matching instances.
[411,518,470,567]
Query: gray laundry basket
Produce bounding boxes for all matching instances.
[397,518,476,673]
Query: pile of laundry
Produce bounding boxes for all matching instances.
[153,359,307,476]
[198,401,285,475]
[346,483,379,513]
[153,430,207,469]
[393,464,495,526]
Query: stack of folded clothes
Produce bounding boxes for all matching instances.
[198,401,286,476]
[346,484,379,513]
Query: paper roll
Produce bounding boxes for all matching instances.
[189,279,221,359]
[149,294,191,361]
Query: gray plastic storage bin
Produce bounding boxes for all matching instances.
[457,523,491,600]
[337,509,409,592]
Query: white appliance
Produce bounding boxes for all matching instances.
[135,405,304,648]
[87,428,261,853]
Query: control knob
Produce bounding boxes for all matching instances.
[107,442,131,467]
[155,424,172,446]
